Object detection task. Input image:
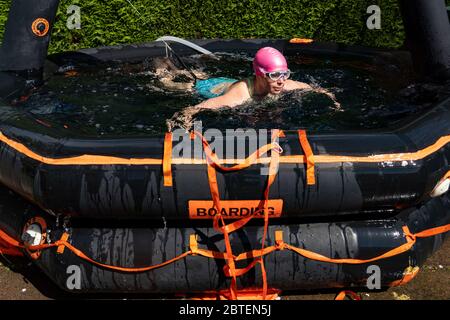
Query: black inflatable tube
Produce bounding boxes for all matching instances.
[0,185,446,293]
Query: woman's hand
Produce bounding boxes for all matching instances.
[166,105,201,132]
[309,86,342,111]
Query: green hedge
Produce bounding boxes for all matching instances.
[0,0,449,53]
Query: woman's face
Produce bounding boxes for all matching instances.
[264,76,286,95]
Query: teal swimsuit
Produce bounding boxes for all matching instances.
[195,77,256,99]
[194,77,237,99]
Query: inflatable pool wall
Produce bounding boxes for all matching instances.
[399,0,450,79]
[0,0,449,298]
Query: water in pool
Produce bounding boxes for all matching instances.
[14,52,429,137]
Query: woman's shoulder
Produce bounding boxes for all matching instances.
[219,78,252,103]
[228,78,252,93]
[232,77,252,86]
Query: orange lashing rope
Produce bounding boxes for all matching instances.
[56,232,70,254]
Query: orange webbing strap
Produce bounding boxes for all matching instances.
[194,129,283,300]
[275,224,450,264]
[259,129,281,299]
[57,240,192,272]
[216,147,280,235]
[163,132,173,187]
[201,129,281,234]
[0,237,24,256]
[0,228,225,273]
[389,266,420,287]
[234,246,278,261]
[206,162,238,299]
[0,228,22,249]
[189,234,231,259]
[0,131,163,166]
[197,130,283,234]
[414,224,450,238]
[298,129,315,185]
[190,129,284,170]
[192,131,278,172]
[56,232,70,254]
[223,259,261,277]
[335,290,361,300]
[197,223,450,264]
[204,154,238,300]
[0,227,59,256]
[260,259,268,299]
[283,226,415,264]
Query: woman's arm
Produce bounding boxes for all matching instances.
[287,80,341,110]
[166,81,250,131]
[310,86,341,110]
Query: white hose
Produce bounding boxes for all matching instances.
[155,36,218,58]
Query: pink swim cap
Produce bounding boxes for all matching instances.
[253,47,288,76]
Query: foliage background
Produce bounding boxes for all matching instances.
[0,0,449,53]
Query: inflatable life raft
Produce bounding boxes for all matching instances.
[1,0,450,299]
[0,50,449,297]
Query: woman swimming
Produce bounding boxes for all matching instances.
[166,47,341,130]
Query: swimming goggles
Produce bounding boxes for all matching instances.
[265,69,291,81]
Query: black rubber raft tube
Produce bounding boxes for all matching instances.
[0,183,448,293]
